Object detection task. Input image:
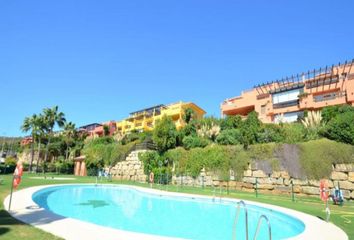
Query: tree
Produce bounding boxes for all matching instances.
[152,116,177,153]
[322,111,354,145]
[21,114,39,172]
[183,108,195,124]
[216,129,242,145]
[240,111,261,149]
[63,121,76,161]
[103,125,110,136]
[42,106,66,173]
[220,115,242,130]
[34,114,46,173]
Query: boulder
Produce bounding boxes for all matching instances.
[243,170,252,177]
[257,184,274,190]
[243,177,256,184]
[302,186,319,195]
[257,178,272,184]
[334,164,354,172]
[253,170,267,178]
[308,180,320,187]
[271,171,281,178]
[338,181,354,190]
[330,171,348,181]
[280,171,290,179]
[292,179,308,186]
[348,172,354,182]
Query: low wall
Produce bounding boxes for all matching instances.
[172,164,354,200]
[110,150,354,200]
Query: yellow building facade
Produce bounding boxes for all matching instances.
[116,101,206,134]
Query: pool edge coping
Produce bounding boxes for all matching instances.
[3,183,349,240]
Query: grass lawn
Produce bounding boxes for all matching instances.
[0,173,353,240]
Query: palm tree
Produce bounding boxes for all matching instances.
[21,114,38,172]
[35,114,47,173]
[42,106,66,173]
[63,121,76,161]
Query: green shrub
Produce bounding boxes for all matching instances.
[280,123,305,143]
[220,115,242,130]
[322,111,354,145]
[182,136,209,150]
[216,129,242,145]
[152,116,177,153]
[298,139,354,179]
[257,124,284,143]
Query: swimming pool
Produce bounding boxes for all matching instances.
[32,185,304,240]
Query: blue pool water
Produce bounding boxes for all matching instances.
[32,185,304,240]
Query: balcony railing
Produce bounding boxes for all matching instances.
[306,76,339,89]
[273,100,299,109]
[313,91,346,102]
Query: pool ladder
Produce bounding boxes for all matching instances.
[232,201,272,240]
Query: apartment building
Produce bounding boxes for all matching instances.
[221,60,354,123]
[116,101,206,134]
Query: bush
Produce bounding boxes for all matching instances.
[280,123,305,143]
[322,111,354,145]
[152,116,177,153]
[298,139,354,179]
[220,115,242,130]
[216,129,242,145]
[182,136,209,150]
[257,124,284,143]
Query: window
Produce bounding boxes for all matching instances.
[274,111,304,123]
[261,105,266,114]
[272,89,301,104]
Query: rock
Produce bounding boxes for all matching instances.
[280,171,290,179]
[292,179,308,185]
[308,180,320,187]
[272,178,284,185]
[302,186,319,195]
[338,181,354,190]
[342,190,351,199]
[271,171,281,178]
[351,191,354,199]
[243,170,252,177]
[335,164,354,172]
[253,170,267,178]
[348,172,354,182]
[275,186,290,193]
[257,184,274,190]
[243,177,256,184]
[257,178,272,184]
[293,185,302,193]
[330,172,348,181]
[284,179,290,186]
[242,183,253,189]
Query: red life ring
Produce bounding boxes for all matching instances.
[13,163,23,188]
[319,179,329,202]
[149,172,154,183]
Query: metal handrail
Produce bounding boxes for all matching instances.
[233,200,249,240]
[253,215,272,240]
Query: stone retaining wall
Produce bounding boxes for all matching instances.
[172,164,354,200]
[108,150,147,182]
[111,150,354,200]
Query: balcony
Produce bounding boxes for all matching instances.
[313,91,346,102]
[306,76,339,89]
[273,100,299,109]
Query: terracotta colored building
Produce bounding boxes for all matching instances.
[221,60,354,123]
[20,136,33,146]
[78,121,116,138]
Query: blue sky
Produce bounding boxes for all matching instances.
[1,0,354,136]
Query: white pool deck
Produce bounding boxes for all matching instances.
[3,184,348,240]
